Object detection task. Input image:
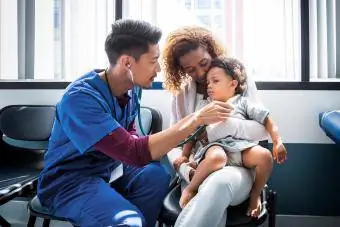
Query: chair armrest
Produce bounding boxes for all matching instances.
[319,111,340,144]
[168,175,180,191]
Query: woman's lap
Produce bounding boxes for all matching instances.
[175,166,254,227]
[184,165,254,205]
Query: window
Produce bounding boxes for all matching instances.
[54,0,62,80]
[197,15,211,27]
[214,0,222,9]
[0,0,115,81]
[123,0,301,82]
[0,0,339,86]
[213,15,222,28]
[0,0,18,80]
[184,0,192,10]
[195,0,211,9]
[309,0,340,81]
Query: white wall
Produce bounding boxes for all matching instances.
[260,90,340,144]
[0,89,339,144]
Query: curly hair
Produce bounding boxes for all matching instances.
[209,57,247,95]
[162,26,225,92]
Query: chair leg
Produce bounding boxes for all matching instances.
[42,218,51,227]
[0,215,10,227]
[157,220,163,227]
[267,190,277,227]
[27,214,36,227]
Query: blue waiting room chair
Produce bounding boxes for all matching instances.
[0,105,55,227]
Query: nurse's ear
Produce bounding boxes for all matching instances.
[119,55,132,70]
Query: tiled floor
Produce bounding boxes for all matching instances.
[1,199,340,227]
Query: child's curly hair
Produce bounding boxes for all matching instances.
[209,57,247,95]
[162,26,225,92]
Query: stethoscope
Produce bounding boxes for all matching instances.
[105,69,205,147]
[136,85,206,146]
[136,87,147,136]
[105,68,147,134]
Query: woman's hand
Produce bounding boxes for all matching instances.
[195,101,233,126]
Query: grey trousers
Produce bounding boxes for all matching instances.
[167,148,254,227]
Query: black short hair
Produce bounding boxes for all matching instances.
[209,57,247,95]
[105,19,162,65]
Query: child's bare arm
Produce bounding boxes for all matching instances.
[173,141,196,170]
[264,116,287,164]
[264,117,280,143]
[182,141,195,158]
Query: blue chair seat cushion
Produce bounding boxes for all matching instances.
[28,196,67,221]
[319,111,340,144]
[2,135,49,150]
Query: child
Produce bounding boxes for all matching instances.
[173,57,287,217]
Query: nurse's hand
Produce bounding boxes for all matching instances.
[195,101,233,125]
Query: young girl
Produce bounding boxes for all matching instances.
[174,57,287,217]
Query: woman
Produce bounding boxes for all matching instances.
[162,26,272,227]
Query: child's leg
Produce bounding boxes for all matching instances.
[179,145,227,208]
[242,145,273,217]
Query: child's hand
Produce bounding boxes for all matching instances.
[187,161,198,169]
[273,140,287,164]
[173,156,189,171]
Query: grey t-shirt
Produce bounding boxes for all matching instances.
[196,94,269,124]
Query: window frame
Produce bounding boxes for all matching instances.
[1,0,340,90]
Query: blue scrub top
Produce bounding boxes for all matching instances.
[37,70,139,208]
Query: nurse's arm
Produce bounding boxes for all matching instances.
[148,100,233,160]
[94,112,199,166]
[94,128,151,167]
[127,121,138,138]
[94,101,230,166]
[147,112,201,160]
